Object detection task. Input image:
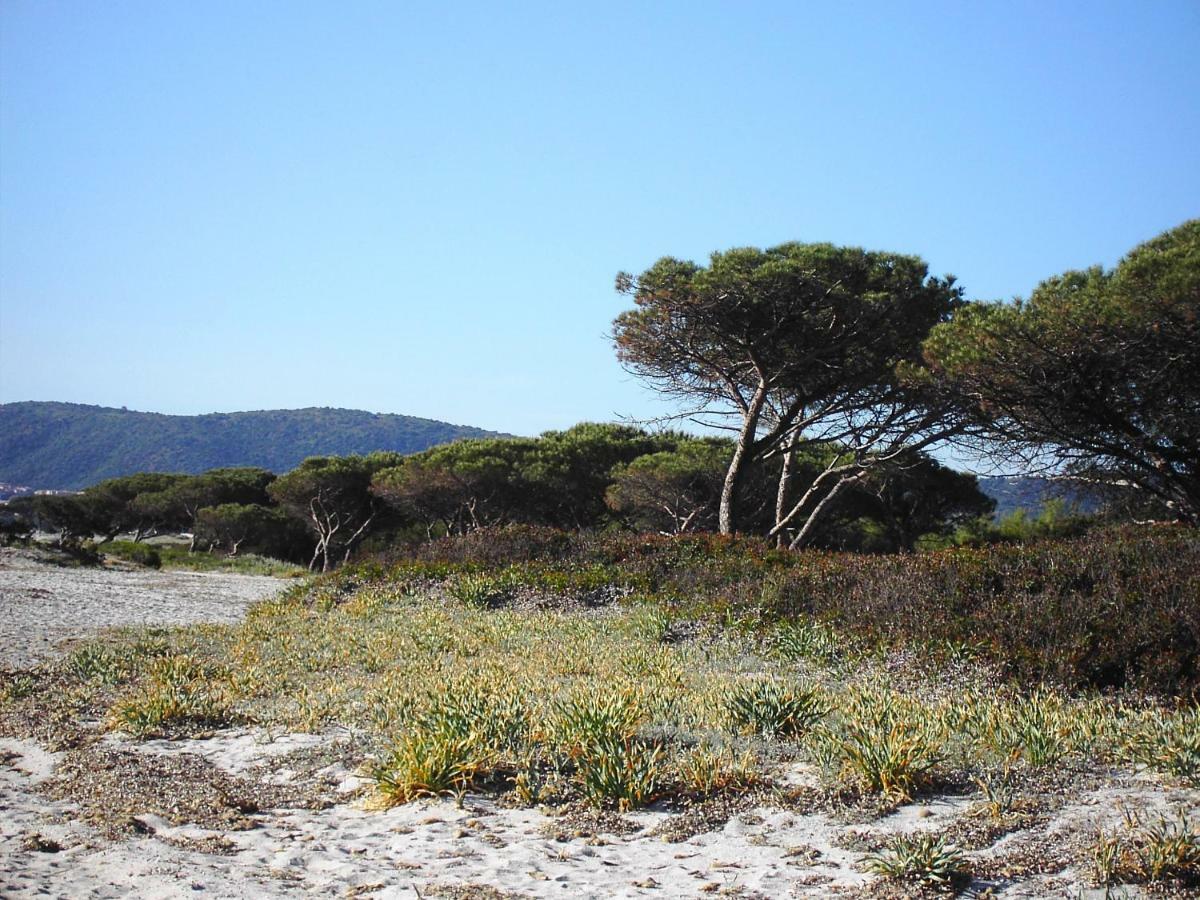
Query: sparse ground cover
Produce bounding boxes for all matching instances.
[101,539,308,577]
[0,532,1197,897]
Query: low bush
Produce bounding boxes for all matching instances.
[366,524,1200,697]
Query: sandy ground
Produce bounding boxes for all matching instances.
[1,728,1191,899]
[0,551,1194,898]
[0,548,285,669]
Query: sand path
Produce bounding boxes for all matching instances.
[0,548,286,669]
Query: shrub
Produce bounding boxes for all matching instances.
[126,544,162,569]
[373,524,1200,696]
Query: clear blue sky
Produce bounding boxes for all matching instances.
[2,1,1197,435]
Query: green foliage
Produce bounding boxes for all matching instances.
[826,686,944,799]
[82,472,191,539]
[446,571,518,608]
[194,503,304,559]
[371,682,531,805]
[770,620,846,665]
[675,743,760,796]
[102,540,305,576]
[110,655,233,737]
[606,439,730,534]
[725,679,827,738]
[924,220,1200,523]
[863,833,968,887]
[982,690,1073,766]
[372,423,679,535]
[270,453,402,571]
[1095,809,1200,887]
[1124,707,1200,786]
[614,241,963,535]
[552,690,643,755]
[123,543,162,569]
[574,735,664,810]
[373,726,478,803]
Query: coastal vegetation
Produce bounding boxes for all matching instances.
[0,221,1196,893]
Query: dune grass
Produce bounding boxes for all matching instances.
[22,572,1189,819]
[1,550,1196,893]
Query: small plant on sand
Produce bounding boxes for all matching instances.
[109,655,232,737]
[987,691,1073,766]
[829,686,943,799]
[68,644,125,684]
[725,679,827,738]
[371,680,533,805]
[0,672,36,702]
[373,724,478,803]
[1094,809,1200,887]
[549,689,663,809]
[771,620,845,665]
[863,832,968,888]
[446,571,516,608]
[574,735,664,810]
[1129,809,1200,884]
[974,765,1017,819]
[1125,707,1200,786]
[677,742,761,796]
[551,689,643,755]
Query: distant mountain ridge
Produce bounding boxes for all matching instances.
[976,475,1103,519]
[0,402,506,490]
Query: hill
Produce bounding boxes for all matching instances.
[0,402,505,490]
[977,475,1103,519]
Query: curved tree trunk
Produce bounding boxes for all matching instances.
[718,383,768,535]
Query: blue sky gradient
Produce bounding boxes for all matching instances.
[2,1,1197,434]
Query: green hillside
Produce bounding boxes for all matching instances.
[0,402,505,490]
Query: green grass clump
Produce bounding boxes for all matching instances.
[824,685,943,799]
[1124,706,1200,786]
[67,634,171,685]
[552,689,643,753]
[676,743,760,796]
[984,690,1074,766]
[863,833,968,888]
[373,722,479,804]
[574,735,663,810]
[1094,809,1200,887]
[725,678,827,738]
[770,620,846,665]
[109,654,233,737]
[445,571,517,608]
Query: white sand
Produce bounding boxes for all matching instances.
[1,728,1192,898]
[0,548,286,669]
